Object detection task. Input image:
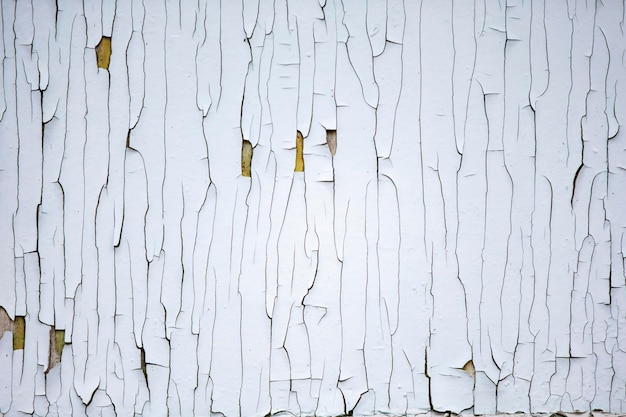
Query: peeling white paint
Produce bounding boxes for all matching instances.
[1,1,626,416]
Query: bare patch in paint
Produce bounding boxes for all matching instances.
[48,328,65,370]
[13,316,25,350]
[96,36,112,69]
[242,140,253,177]
[326,129,337,156]
[0,307,11,339]
[462,360,475,378]
[295,131,304,172]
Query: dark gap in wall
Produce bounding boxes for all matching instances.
[140,347,147,380]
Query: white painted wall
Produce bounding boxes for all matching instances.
[1,0,626,416]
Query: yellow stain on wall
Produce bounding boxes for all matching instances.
[295,131,304,172]
[96,36,112,69]
[242,140,253,177]
[13,316,25,350]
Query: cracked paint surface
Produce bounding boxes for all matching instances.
[1,0,626,416]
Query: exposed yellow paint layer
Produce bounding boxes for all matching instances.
[13,316,25,350]
[242,140,253,177]
[96,36,112,69]
[295,131,304,172]
[55,330,65,358]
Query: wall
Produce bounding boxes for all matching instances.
[1,0,626,416]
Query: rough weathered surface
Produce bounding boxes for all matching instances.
[1,0,626,416]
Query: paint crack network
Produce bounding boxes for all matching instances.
[0,0,625,416]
